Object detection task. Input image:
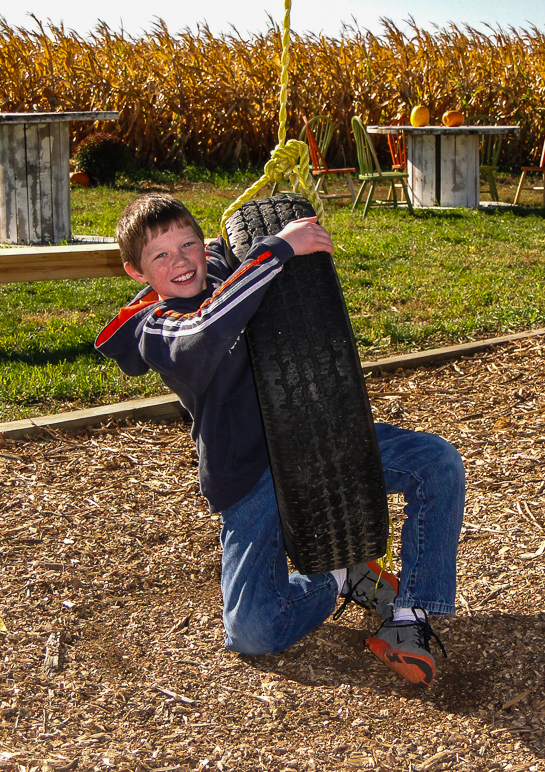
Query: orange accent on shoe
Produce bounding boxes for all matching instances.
[366,634,435,686]
[366,561,399,594]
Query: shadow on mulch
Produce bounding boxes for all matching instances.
[245,611,545,763]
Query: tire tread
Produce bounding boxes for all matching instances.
[225,194,388,573]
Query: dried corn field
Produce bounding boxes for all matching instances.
[2,335,545,771]
[0,16,544,168]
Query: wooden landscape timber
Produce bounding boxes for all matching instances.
[0,242,124,282]
[0,238,219,283]
[0,395,188,441]
[2,327,545,441]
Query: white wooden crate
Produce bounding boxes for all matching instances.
[0,111,118,244]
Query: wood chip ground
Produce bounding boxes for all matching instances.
[1,336,545,772]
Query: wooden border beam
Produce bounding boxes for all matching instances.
[360,328,545,373]
[0,239,216,283]
[0,395,188,440]
[2,327,544,441]
[0,243,124,283]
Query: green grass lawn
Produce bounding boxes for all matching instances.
[1,173,545,422]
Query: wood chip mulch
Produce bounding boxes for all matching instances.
[2,335,545,772]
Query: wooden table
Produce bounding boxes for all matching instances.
[367,125,520,208]
[0,111,119,245]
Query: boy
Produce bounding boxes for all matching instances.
[96,193,465,687]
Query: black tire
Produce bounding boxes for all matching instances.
[225,193,389,574]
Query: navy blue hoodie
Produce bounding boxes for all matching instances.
[95,234,294,512]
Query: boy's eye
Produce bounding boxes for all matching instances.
[183,241,195,249]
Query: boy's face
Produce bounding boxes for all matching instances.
[124,224,207,300]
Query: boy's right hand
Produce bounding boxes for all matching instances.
[276,216,334,256]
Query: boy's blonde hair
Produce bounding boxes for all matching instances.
[117,193,205,271]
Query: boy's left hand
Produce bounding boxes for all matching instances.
[277,216,334,256]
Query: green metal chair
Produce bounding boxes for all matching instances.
[480,133,503,202]
[351,116,414,216]
[465,115,502,201]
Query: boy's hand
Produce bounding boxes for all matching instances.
[276,216,334,256]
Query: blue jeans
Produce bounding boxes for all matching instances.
[220,423,465,655]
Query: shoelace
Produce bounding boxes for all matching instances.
[403,610,448,659]
[332,569,380,621]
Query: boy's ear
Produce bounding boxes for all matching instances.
[124,262,146,284]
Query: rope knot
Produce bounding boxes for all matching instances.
[264,140,305,181]
[220,138,324,241]
[220,0,324,242]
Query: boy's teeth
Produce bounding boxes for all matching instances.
[174,271,194,282]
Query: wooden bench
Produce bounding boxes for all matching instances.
[0,238,217,283]
[0,243,124,283]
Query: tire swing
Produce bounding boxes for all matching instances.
[220,2,390,576]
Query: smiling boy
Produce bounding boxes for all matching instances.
[96,193,465,686]
[126,223,209,299]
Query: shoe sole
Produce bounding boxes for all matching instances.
[366,634,434,686]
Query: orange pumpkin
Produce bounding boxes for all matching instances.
[442,110,464,127]
[70,171,90,187]
[410,105,430,127]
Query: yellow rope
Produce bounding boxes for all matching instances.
[220,0,323,242]
[378,513,396,573]
[220,0,395,572]
[368,515,395,599]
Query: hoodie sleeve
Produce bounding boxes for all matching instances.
[204,234,238,276]
[134,234,294,392]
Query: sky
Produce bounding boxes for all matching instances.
[1,0,544,40]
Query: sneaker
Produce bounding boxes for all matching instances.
[366,609,446,686]
[333,561,399,621]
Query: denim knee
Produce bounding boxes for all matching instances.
[430,434,465,489]
[223,606,288,655]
